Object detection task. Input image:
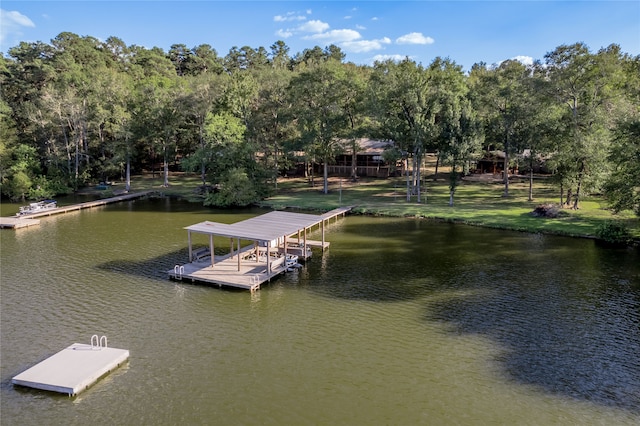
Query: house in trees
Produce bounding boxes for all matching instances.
[473,149,550,176]
[327,138,404,178]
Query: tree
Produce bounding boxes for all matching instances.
[288,60,351,194]
[544,43,624,209]
[184,111,263,207]
[369,58,435,202]
[180,72,227,187]
[245,66,294,190]
[432,59,483,205]
[469,59,533,197]
[269,40,290,70]
[603,120,640,215]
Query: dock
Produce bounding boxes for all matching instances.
[12,336,129,396]
[169,207,352,291]
[0,217,41,229]
[1,191,155,229]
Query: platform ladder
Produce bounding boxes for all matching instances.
[90,334,108,350]
[173,265,185,280]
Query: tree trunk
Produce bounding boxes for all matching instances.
[415,150,422,203]
[163,145,169,187]
[125,155,131,192]
[565,188,572,207]
[351,147,357,181]
[528,168,533,202]
[323,159,329,194]
[405,156,411,202]
[434,152,440,182]
[502,149,509,197]
[572,164,585,210]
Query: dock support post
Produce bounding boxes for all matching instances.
[237,238,241,271]
[209,235,215,268]
[284,235,288,257]
[321,220,325,252]
[188,231,193,262]
[267,245,271,273]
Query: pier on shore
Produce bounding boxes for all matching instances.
[0,191,155,229]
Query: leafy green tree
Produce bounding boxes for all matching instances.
[469,59,533,197]
[133,75,184,187]
[269,41,290,70]
[432,60,483,205]
[603,120,640,215]
[288,60,352,194]
[544,43,624,209]
[337,64,369,181]
[369,58,436,202]
[180,72,227,186]
[205,167,257,207]
[246,66,295,189]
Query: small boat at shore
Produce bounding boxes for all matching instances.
[16,200,57,216]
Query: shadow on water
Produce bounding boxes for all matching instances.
[95,247,250,293]
[308,218,640,413]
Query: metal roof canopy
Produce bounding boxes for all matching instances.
[184,210,325,243]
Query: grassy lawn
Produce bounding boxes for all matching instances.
[261,175,639,240]
[122,170,639,241]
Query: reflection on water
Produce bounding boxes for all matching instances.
[1,199,639,425]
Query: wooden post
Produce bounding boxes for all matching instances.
[321,219,325,252]
[210,234,215,268]
[188,231,193,262]
[267,245,271,273]
[304,228,308,259]
[284,235,288,257]
[237,238,241,271]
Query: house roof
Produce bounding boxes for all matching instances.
[344,138,394,155]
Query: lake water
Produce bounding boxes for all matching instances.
[1,197,639,425]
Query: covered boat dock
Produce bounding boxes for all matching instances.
[168,208,351,291]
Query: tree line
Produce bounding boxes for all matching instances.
[1,33,638,214]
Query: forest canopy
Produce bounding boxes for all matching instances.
[1,33,638,214]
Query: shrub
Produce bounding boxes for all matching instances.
[595,220,633,245]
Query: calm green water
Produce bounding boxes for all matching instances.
[1,197,639,425]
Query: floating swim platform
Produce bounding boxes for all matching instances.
[12,335,129,396]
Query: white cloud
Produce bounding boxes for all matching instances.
[276,19,329,39]
[276,29,293,39]
[303,29,361,44]
[356,24,366,30]
[396,32,434,45]
[342,37,391,53]
[298,19,330,33]
[0,9,35,47]
[511,55,534,66]
[372,54,411,63]
[372,17,379,21]
[274,12,307,22]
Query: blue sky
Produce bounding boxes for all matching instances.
[1,1,639,71]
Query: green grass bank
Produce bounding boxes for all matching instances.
[116,172,640,243]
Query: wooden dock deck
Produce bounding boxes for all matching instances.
[169,247,287,291]
[0,217,41,229]
[1,191,155,229]
[12,336,129,396]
